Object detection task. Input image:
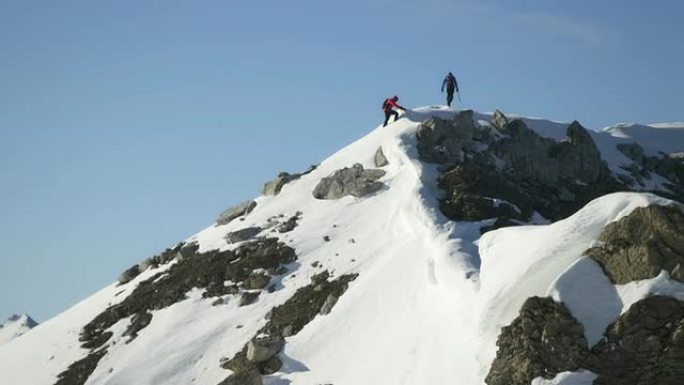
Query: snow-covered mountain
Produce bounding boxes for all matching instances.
[0,314,38,346]
[0,107,682,385]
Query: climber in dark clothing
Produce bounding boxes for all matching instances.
[441,72,459,107]
[382,95,406,127]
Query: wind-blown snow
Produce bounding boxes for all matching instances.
[0,106,681,385]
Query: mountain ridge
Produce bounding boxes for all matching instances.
[1,106,682,385]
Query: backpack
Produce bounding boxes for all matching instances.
[382,98,389,110]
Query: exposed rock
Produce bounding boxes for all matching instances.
[259,356,282,375]
[323,235,331,242]
[437,118,620,225]
[78,238,296,355]
[122,312,152,342]
[374,147,389,167]
[312,164,386,200]
[416,110,475,163]
[178,242,199,259]
[217,201,257,225]
[117,265,141,285]
[54,348,107,385]
[586,295,684,385]
[319,294,339,315]
[217,369,263,385]
[262,172,297,196]
[246,336,284,363]
[239,292,260,307]
[225,227,262,244]
[616,142,684,195]
[492,109,509,130]
[243,272,271,290]
[587,204,684,284]
[276,214,300,233]
[485,296,589,385]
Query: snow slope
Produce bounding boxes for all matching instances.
[0,107,681,385]
[0,314,38,346]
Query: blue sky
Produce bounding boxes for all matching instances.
[1,0,682,321]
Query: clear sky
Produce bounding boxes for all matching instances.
[1,0,682,321]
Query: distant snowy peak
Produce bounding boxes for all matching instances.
[0,314,38,346]
[602,122,684,155]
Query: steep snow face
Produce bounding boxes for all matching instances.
[0,106,681,385]
[0,314,38,346]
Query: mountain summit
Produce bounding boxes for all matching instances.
[0,313,38,346]
[0,107,682,385]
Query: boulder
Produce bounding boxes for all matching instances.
[225,227,262,244]
[587,204,684,284]
[374,146,389,167]
[485,296,589,385]
[262,172,297,196]
[239,292,260,307]
[243,272,271,290]
[118,265,141,285]
[246,336,285,363]
[312,164,386,200]
[217,201,257,225]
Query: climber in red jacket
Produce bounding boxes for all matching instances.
[382,96,406,127]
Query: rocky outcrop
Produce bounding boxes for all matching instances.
[423,110,621,227]
[416,111,475,163]
[485,297,589,385]
[225,227,262,244]
[57,238,297,385]
[488,294,684,385]
[218,271,357,384]
[375,147,389,167]
[262,165,317,196]
[313,164,386,199]
[616,142,684,196]
[217,201,257,225]
[586,295,684,385]
[492,109,509,130]
[587,204,684,284]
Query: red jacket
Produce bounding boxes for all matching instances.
[383,98,405,112]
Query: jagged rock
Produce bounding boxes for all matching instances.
[54,349,108,385]
[118,265,141,285]
[243,272,271,290]
[416,110,475,163]
[437,118,620,224]
[492,109,509,130]
[313,164,386,199]
[218,369,263,385]
[246,336,284,363]
[485,297,589,385]
[225,227,262,244]
[587,204,684,284]
[375,146,389,167]
[319,294,339,315]
[217,201,257,225]
[239,292,260,307]
[586,295,684,385]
